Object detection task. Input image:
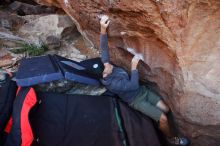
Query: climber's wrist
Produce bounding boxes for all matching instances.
[131,61,138,70]
[131,64,138,70]
[101,27,107,34]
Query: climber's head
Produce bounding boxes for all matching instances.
[103,63,113,78]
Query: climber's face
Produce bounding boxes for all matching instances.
[103,63,113,78]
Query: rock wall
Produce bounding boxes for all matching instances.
[34,0,220,145]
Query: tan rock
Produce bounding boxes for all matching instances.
[0,53,13,67]
[18,14,76,45]
[0,10,25,30]
[45,35,61,50]
[9,1,57,16]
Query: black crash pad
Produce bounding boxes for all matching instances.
[0,77,17,145]
[29,92,161,146]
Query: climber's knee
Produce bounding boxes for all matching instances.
[163,103,170,113]
[156,100,170,113]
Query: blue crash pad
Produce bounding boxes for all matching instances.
[16,55,101,87]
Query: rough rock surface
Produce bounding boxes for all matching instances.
[8,1,57,16]
[18,14,75,45]
[0,10,25,30]
[45,35,61,49]
[35,0,220,145]
[35,80,106,95]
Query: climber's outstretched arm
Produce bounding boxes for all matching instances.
[99,15,110,64]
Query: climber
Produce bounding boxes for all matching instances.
[98,15,190,146]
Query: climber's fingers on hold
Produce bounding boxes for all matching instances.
[100,15,109,24]
[106,20,110,26]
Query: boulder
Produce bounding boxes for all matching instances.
[9,1,57,16]
[0,50,14,68]
[45,35,61,50]
[18,14,76,46]
[34,0,61,8]
[35,80,74,93]
[0,10,25,30]
[34,0,220,146]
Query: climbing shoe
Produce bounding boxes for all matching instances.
[167,136,190,146]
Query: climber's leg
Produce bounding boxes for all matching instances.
[159,113,173,137]
[146,91,172,136]
[131,87,189,145]
[159,111,190,146]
